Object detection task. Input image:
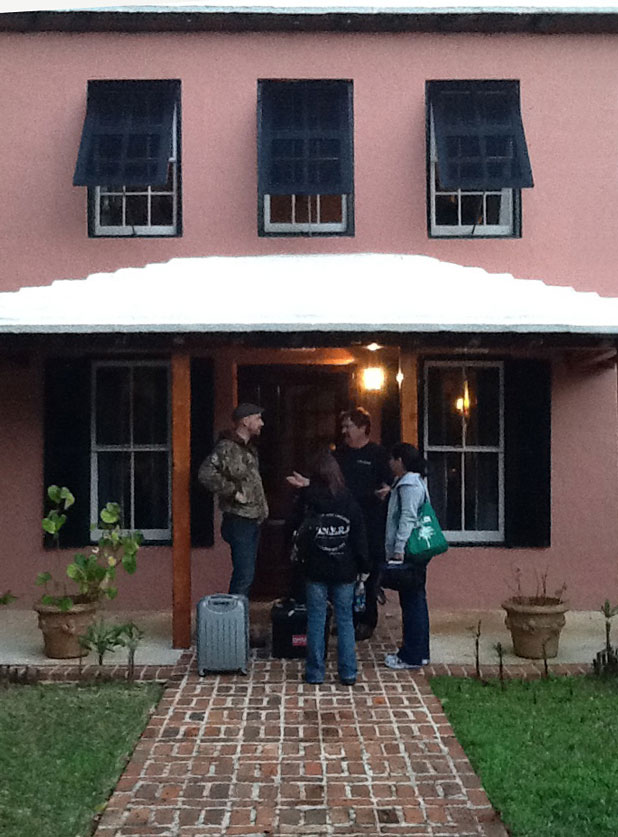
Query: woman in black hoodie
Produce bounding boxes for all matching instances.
[293,449,370,685]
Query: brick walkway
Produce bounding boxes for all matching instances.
[91,638,514,837]
[22,602,592,837]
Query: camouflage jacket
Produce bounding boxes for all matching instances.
[198,430,269,523]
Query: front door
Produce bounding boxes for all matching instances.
[237,364,352,599]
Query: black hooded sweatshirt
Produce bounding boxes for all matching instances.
[293,482,371,584]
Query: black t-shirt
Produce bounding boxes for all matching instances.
[334,442,390,557]
[334,441,391,506]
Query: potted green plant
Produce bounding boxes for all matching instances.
[34,485,143,659]
[501,566,569,660]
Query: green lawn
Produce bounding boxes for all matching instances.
[431,676,618,837]
[0,681,163,837]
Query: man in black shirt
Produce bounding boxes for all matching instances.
[334,407,391,640]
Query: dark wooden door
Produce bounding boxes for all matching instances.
[238,364,352,599]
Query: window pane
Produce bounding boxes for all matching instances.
[486,193,502,224]
[435,194,459,226]
[134,452,169,530]
[97,451,131,526]
[125,195,148,226]
[133,366,169,445]
[99,194,123,226]
[151,195,173,226]
[294,195,315,224]
[427,367,463,446]
[461,194,484,226]
[466,367,500,446]
[319,194,343,223]
[95,366,130,445]
[269,195,293,223]
[427,451,462,531]
[464,452,499,530]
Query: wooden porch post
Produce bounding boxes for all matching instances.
[399,348,419,446]
[172,352,192,648]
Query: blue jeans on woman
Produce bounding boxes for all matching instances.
[398,564,430,665]
[305,580,356,683]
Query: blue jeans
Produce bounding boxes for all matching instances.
[306,580,356,683]
[398,565,430,665]
[221,514,261,598]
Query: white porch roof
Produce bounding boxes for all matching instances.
[1,252,618,336]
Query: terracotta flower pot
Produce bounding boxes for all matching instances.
[34,600,98,659]
[502,596,569,659]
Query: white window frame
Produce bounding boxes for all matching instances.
[429,111,515,238]
[92,109,179,237]
[263,193,348,234]
[424,360,505,543]
[90,360,172,541]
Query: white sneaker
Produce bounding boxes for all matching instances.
[384,653,422,670]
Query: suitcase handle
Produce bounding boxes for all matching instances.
[206,594,244,612]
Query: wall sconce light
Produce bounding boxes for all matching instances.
[366,342,381,352]
[454,379,471,417]
[362,366,385,391]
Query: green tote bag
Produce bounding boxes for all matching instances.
[404,497,449,564]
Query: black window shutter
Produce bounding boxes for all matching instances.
[258,80,353,196]
[74,80,178,187]
[190,358,215,547]
[504,359,551,548]
[43,358,91,548]
[429,80,533,191]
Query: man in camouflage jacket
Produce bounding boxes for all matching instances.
[199,403,268,598]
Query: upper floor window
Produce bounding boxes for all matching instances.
[426,80,533,238]
[257,80,354,236]
[73,80,181,237]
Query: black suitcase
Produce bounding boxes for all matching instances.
[271,598,331,659]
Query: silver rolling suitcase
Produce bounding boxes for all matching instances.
[196,593,250,675]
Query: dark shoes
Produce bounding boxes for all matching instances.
[340,677,356,686]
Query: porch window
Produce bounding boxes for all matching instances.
[91,362,171,540]
[424,361,504,543]
[258,80,354,235]
[44,357,214,548]
[426,80,533,238]
[73,80,181,237]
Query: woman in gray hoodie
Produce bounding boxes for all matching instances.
[384,443,430,670]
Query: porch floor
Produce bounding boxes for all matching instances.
[1,592,605,668]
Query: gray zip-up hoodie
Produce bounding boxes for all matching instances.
[384,472,427,559]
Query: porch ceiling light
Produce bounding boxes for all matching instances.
[362,366,385,391]
[366,342,381,352]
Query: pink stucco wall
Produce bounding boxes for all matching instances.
[2,351,617,612]
[0,30,616,293]
[1,28,618,615]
